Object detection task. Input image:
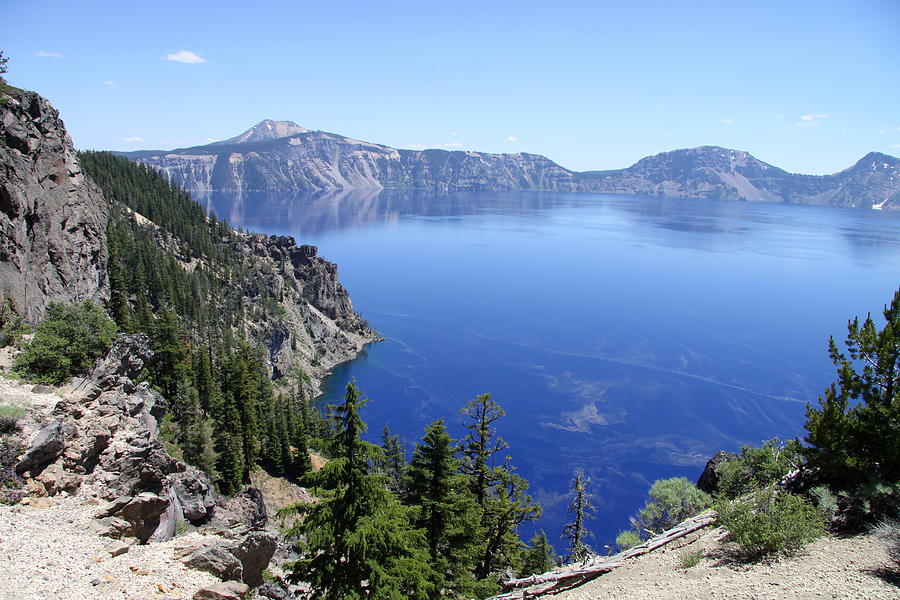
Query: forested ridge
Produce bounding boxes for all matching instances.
[75,152,336,494]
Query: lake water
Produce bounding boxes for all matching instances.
[201,189,900,549]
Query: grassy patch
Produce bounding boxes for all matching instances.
[678,549,704,569]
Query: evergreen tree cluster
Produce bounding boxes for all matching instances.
[78,151,326,496]
[283,385,545,599]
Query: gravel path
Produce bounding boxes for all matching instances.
[0,496,222,600]
[558,528,898,600]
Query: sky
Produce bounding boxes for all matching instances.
[3,0,899,174]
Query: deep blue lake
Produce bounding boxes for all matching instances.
[201,189,900,550]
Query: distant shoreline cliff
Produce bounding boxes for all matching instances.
[122,120,900,210]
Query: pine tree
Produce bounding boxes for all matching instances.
[106,228,133,331]
[281,382,436,599]
[406,419,483,596]
[459,393,508,508]
[804,286,900,489]
[520,531,557,577]
[562,469,595,563]
[215,402,245,495]
[379,424,407,494]
[458,394,541,582]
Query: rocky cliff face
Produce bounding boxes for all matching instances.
[0,90,109,323]
[125,122,900,210]
[225,233,375,385]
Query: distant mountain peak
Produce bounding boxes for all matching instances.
[216,120,309,145]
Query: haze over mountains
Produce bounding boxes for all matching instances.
[123,121,900,210]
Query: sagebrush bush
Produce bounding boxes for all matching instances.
[873,518,900,569]
[809,485,838,522]
[716,488,826,559]
[14,300,117,385]
[715,438,802,500]
[615,529,642,551]
[632,477,711,535]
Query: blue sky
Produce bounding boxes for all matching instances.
[3,0,898,174]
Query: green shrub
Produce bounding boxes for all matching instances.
[715,489,826,559]
[715,438,802,500]
[835,479,900,530]
[0,315,30,348]
[13,300,117,385]
[633,477,711,535]
[615,529,642,551]
[678,549,703,569]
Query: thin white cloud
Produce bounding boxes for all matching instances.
[505,136,519,142]
[797,113,829,127]
[720,118,733,125]
[891,144,900,149]
[408,144,427,149]
[880,126,900,135]
[121,136,143,143]
[773,114,785,120]
[437,142,464,149]
[451,131,458,136]
[103,81,117,87]
[162,50,207,64]
[34,50,63,59]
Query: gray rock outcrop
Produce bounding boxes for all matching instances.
[0,89,109,323]
[695,450,738,494]
[15,336,219,535]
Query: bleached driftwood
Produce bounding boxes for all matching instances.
[490,509,717,600]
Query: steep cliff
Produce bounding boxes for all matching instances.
[0,90,376,394]
[124,122,900,209]
[0,89,109,323]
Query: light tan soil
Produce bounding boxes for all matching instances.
[557,528,898,600]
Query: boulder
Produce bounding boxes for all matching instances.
[170,467,218,522]
[16,420,71,474]
[254,582,292,600]
[695,450,738,494]
[230,531,277,588]
[193,581,250,600]
[212,487,267,533]
[184,545,243,581]
[151,487,183,542]
[117,492,170,543]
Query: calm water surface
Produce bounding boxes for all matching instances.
[202,189,900,548]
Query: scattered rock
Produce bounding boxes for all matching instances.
[31,384,54,394]
[193,581,250,600]
[184,545,243,581]
[105,539,131,557]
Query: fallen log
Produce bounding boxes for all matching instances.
[491,509,717,600]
